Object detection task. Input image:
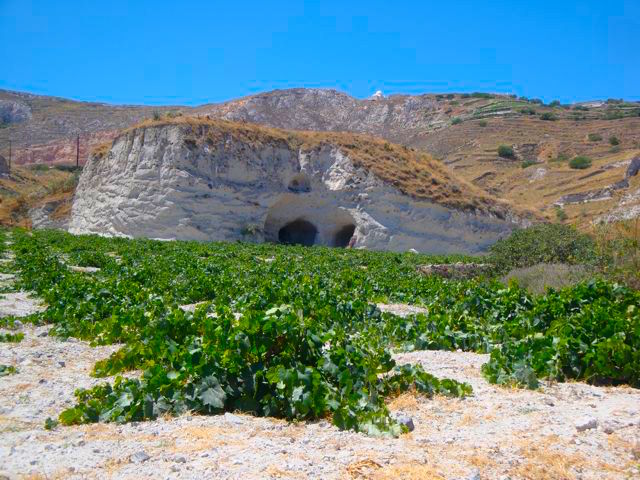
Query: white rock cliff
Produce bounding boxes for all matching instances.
[70,121,520,253]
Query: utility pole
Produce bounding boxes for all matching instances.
[76,134,80,168]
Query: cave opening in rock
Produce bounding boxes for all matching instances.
[334,224,356,247]
[278,219,318,246]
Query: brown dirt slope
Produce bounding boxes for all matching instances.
[0,165,78,226]
[414,115,640,226]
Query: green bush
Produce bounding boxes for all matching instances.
[588,133,602,142]
[478,120,488,127]
[549,100,561,107]
[521,159,536,169]
[555,206,568,221]
[573,105,589,111]
[451,117,462,125]
[0,365,17,377]
[569,156,592,169]
[609,136,620,146]
[520,107,537,115]
[29,164,50,172]
[497,145,515,159]
[152,111,162,121]
[54,164,82,173]
[540,112,557,121]
[488,224,596,273]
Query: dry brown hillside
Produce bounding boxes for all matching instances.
[0,165,78,227]
[2,88,639,227]
[413,116,640,226]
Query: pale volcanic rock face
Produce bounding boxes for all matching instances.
[69,121,519,254]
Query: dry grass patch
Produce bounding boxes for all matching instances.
[511,435,626,480]
[0,166,77,226]
[387,392,421,412]
[347,459,446,480]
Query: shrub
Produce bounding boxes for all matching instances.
[609,146,621,153]
[594,219,640,289]
[573,105,589,111]
[605,110,624,120]
[569,156,592,169]
[501,263,590,295]
[555,206,568,221]
[478,120,488,127]
[152,111,162,121]
[54,164,82,173]
[488,224,596,273]
[451,117,462,125]
[588,133,602,142]
[446,94,455,99]
[609,136,620,146]
[530,98,543,105]
[521,159,536,169]
[497,145,515,159]
[549,100,561,107]
[30,164,50,172]
[540,112,557,121]
[520,107,536,115]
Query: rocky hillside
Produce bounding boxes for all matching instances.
[2,88,640,226]
[0,89,190,165]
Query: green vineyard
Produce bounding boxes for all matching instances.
[2,229,639,436]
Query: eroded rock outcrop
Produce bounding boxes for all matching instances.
[70,119,525,253]
[0,99,31,124]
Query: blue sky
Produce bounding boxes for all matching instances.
[1,0,638,105]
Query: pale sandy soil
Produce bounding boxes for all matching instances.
[1,324,639,480]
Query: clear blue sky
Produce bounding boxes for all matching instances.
[1,0,638,105]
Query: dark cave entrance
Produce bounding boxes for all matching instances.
[333,224,356,247]
[278,219,318,246]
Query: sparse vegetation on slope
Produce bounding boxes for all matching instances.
[569,156,592,169]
